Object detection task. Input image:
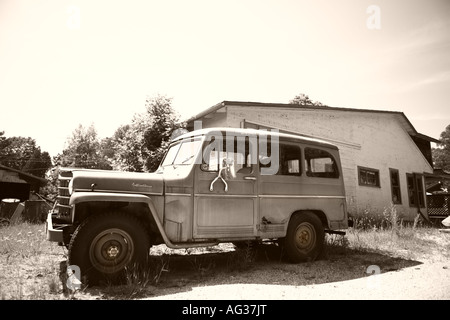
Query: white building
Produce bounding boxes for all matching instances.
[186,101,439,221]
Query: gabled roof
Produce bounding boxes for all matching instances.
[0,164,47,186]
[187,101,439,143]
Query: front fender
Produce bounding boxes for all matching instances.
[68,192,214,250]
[70,191,158,207]
[69,192,169,243]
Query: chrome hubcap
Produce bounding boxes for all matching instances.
[294,223,316,252]
[89,228,134,274]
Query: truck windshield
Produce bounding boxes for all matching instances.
[161,138,202,167]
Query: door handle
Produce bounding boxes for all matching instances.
[244,176,256,181]
[210,167,228,192]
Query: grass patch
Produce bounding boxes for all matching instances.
[0,222,65,300]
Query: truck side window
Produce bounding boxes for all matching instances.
[202,136,254,173]
[260,142,301,176]
[278,144,301,176]
[304,148,339,178]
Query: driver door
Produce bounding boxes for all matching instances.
[193,132,258,239]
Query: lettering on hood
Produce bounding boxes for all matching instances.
[132,183,152,189]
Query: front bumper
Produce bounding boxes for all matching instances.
[46,212,67,243]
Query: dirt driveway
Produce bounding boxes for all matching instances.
[146,260,449,300]
[135,237,450,301]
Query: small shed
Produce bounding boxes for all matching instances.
[0,164,48,222]
[0,164,47,202]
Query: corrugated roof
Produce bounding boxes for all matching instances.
[0,164,47,186]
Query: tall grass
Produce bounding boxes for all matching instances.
[0,222,64,300]
[350,203,405,230]
[345,204,450,262]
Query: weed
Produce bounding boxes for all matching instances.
[48,276,60,294]
[226,242,258,271]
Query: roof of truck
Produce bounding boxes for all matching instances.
[172,127,339,150]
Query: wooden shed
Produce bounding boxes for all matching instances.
[0,164,47,202]
[186,101,439,221]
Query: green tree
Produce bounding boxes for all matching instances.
[108,94,184,172]
[289,93,325,106]
[55,123,112,170]
[107,123,148,172]
[143,94,184,172]
[432,124,450,171]
[40,166,60,201]
[0,133,52,178]
[0,131,7,149]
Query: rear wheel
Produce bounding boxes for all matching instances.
[283,212,324,262]
[68,212,150,286]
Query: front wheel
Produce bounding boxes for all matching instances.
[283,212,324,263]
[68,212,150,286]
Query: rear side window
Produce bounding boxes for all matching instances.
[278,144,301,176]
[259,142,301,176]
[304,148,339,178]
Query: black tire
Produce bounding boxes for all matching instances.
[68,212,150,286]
[283,212,324,263]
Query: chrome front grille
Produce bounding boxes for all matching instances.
[57,170,73,218]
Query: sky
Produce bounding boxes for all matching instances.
[0,0,449,157]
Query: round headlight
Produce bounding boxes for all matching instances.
[68,179,74,195]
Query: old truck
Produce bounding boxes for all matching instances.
[47,128,348,284]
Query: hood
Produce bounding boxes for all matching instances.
[70,169,163,195]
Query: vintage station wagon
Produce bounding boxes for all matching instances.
[47,128,348,283]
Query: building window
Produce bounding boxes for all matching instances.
[358,166,380,187]
[389,168,402,204]
[406,173,425,208]
[305,148,339,178]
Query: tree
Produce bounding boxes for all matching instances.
[143,94,184,172]
[107,94,184,172]
[55,123,112,170]
[40,166,60,201]
[0,131,7,150]
[107,123,147,172]
[432,124,450,171]
[289,93,325,106]
[0,133,52,178]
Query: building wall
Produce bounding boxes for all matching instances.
[345,111,432,220]
[201,105,433,220]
